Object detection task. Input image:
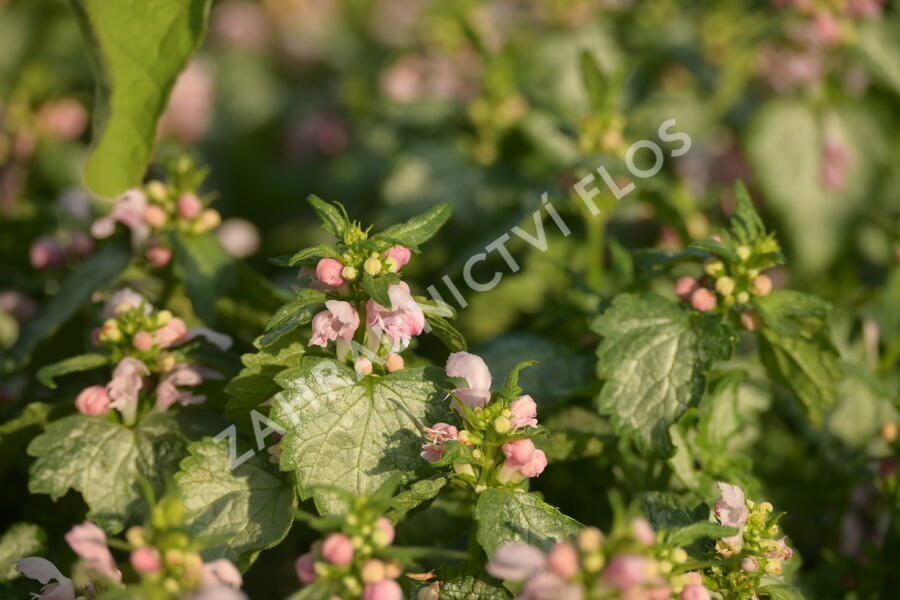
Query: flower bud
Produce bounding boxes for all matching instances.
[741,556,758,572]
[177,193,202,220]
[385,353,404,372]
[453,462,475,477]
[361,559,386,583]
[29,236,66,270]
[143,204,168,229]
[146,245,173,267]
[764,559,783,574]
[341,265,358,281]
[736,291,749,304]
[100,319,123,343]
[384,560,403,579]
[547,542,579,579]
[675,276,699,301]
[714,277,735,296]
[690,288,717,312]
[295,553,317,584]
[364,256,382,276]
[126,526,147,547]
[363,579,402,600]
[383,245,411,271]
[582,552,604,572]
[156,310,173,326]
[671,548,687,564]
[632,517,655,545]
[133,331,154,352]
[681,583,711,600]
[736,245,752,261]
[577,527,604,552]
[759,501,774,513]
[131,547,163,574]
[752,274,773,297]
[196,208,221,232]
[146,181,167,201]
[703,260,724,277]
[373,517,395,547]
[493,415,512,434]
[355,356,373,376]
[321,533,354,566]
[75,385,111,416]
[881,422,898,444]
[316,258,345,287]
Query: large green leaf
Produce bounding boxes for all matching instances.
[259,289,327,347]
[174,438,294,571]
[857,20,900,96]
[438,574,512,600]
[385,476,447,524]
[27,413,187,532]
[172,231,238,325]
[473,489,581,555]
[36,353,109,389]
[375,202,452,250]
[72,0,212,197]
[271,357,449,514]
[760,584,806,600]
[0,523,45,581]
[592,293,734,455]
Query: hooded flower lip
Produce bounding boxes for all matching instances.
[103,288,152,319]
[200,559,243,589]
[487,543,547,581]
[155,363,209,411]
[64,521,121,583]
[366,284,425,352]
[310,300,360,348]
[107,357,149,424]
[445,351,492,410]
[16,557,76,600]
[714,481,749,551]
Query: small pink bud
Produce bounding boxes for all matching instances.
[690,288,717,312]
[146,245,173,267]
[130,547,162,574]
[632,517,655,546]
[383,245,412,271]
[675,276,699,301]
[68,231,94,258]
[741,556,758,572]
[133,331,154,352]
[752,274,773,297]
[363,579,403,600]
[316,258,345,287]
[177,193,202,220]
[547,542,578,579]
[295,552,317,584]
[681,583,711,600]
[509,395,538,429]
[75,385,111,416]
[684,572,702,585]
[648,584,673,600]
[385,354,404,372]
[29,236,66,270]
[374,517,395,546]
[321,533,354,566]
[740,311,763,331]
[355,356,373,376]
[603,555,648,590]
[143,204,168,229]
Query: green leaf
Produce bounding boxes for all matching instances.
[579,50,607,110]
[437,574,512,599]
[638,492,704,530]
[259,289,328,347]
[174,437,294,571]
[270,243,342,267]
[857,20,900,96]
[215,261,293,341]
[27,413,187,532]
[424,314,467,352]
[72,0,212,197]
[474,489,582,555]
[752,291,832,337]
[0,523,46,581]
[542,407,610,462]
[759,584,806,600]
[665,522,737,547]
[376,202,452,250]
[307,195,347,239]
[730,181,766,245]
[361,273,394,309]
[171,231,238,324]
[286,580,344,600]
[5,239,129,371]
[36,353,110,389]
[592,294,734,455]
[271,357,450,514]
[385,476,448,524]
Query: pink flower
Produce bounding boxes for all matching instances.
[107,357,149,424]
[217,218,260,258]
[602,555,648,590]
[363,579,402,600]
[503,439,536,466]
[133,331,154,352]
[155,364,208,411]
[690,288,717,312]
[546,542,579,579]
[715,482,749,552]
[445,351,492,410]
[355,356,373,375]
[310,301,360,348]
[200,559,243,589]
[681,583,711,600]
[383,245,411,271]
[143,204,168,229]
[518,450,548,479]
[103,288,151,319]
[509,395,538,429]
[487,543,547,581]
[821,137,851,190]
[498,440,547,483]
[741,556,759,572]
[316,258,345,287]
[632,518,655,546]
[752,274,773,297]
[675,276,699,301]
[111,189,150,237]
[37,99,88,140]
[75,386,111,417]
[154,317,188,348]
[130,547,162,574]
[321,533,354,566]
[520,572,581,600]
[30,236,66,270]
[295,553,317,584]
[385,353,404,372]
[366,284,425,352]
[767,537,793,561]
[375,517,395,546]
[177,193,202,220]
[15,557,76,600]
[68,231,94,258]
[186,327,233,351]
[65,522,121,582]
[146,245,172,267]
[648,583,673,600]
[420,423,459,462]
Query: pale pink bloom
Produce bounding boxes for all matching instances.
[107,358,149,424]
[65,522,121,582]
[158,59,214,144]
[675,276,699,301]
[295,553,317,583]
[30,236,66,270]
[681,583,711,600]
[154,317,188,348]
[15,557,76,600]
[741,556,758,572]
[375,517,395,545]
[848,0,885,18]
[37,99,88,140]
[684,572,702,585]
[518,450,548,479]
[133,331,154,352]
[632,517,656,546]
[768,537,793,561]
[75,385,112,417]
[155,364,208,411]
[316,258,345,287]
[217,218,260,258]
[546,542,579,579]
[520,572,582,600]
[310,301,360,348]
[383,245,411,270]
[487,543,547,581]
[498,441,547,483]
[648,583,672,600]
[366,285,425,352]
[363,579,402,600]
[509,395,538,429]
[200,559,243,589]
[103,288,151,319]
[111,189,150,238]
[753,274,773,297]
[177,193,202,220]
[146,244,172,267]
[212,0,269,49]
[380,56,425,103]
[68,231,94,258]
[321,533,354,566]
[130,547,162,574]
[503,439,536,466]
[602,554,648,590]
[90,216,116,239]
[187,327,234,351]
[355,356,373,376]
[445,351,492,410]
[690,288,717,312]
[715,482,749,551]
[420,423,458,462]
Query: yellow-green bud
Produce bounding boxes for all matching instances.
[582,552,604,572]
[196,208,221,232]
[765,559,783,575]
[493,416,512,433]
[715,276,735,296]
[100,319,122,343]
[659,560,673,574]
[156,309,173,326]
[363,256,382,276]
[146,181,167,201]
[736,245,752,261]
[736,291,750,304]
[577,527,604,551]
[341,265,358,281]
[361,559,386,583]
[704,260,725,277]
[760,501,774,513]
[453,462,475,477]
[384,257,400,272]
[672,548,688,564]
[126,526,147,548]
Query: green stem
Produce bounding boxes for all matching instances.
[584,206,608,291]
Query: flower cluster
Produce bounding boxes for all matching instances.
[294,491,406,600]
[487,519,705,600]
[707,482,794,599]
[90,156,221,267]
[16,494,245,600]
[74,288,230,425]
[420,352,546,489]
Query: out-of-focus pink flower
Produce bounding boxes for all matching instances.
[143,204,168,229]
[68,231,94,258]
[155,363,208,411]
[690,288,717,312]
[200,559,243,589]
[158,59,214,144]
[187,327,233,351]
[15,557,76,600]
[212,0,269,49]
[848,0,885,18]
[768,537,793,561]
[0,290,37,323]
[110,189,150,238]
[107,357,149,424]
[681,583,711,600]
[546,542,579,579]
[821,136,852,190]
[366,284,425,352]
[154,318,188,348]
[752,274,773,297]
[812,12,841,45]
[375,518,395,546]
[715,482,749,552]
[321,533,354,566]
[420,422,458,462]
[316,258,345,287]
[29,236,66,270]
[602,554,648,590]
[146,244,173,267]
[757,45,823,94]
[295,553,317,584]
[363,579,402,600]
[445,351,492,410]
[383,245,411,271]
[177,193,202,220]
[103,288,152,319]
[37,99,88,140]
[648,583,672,600]
[75,385,112,417]
[130,547,162,574]
[216,218,260,258]
[310,301,360,348]
[675,276,700,302]
[65,522,121,582]
[487,543,547,581]
[509,395,538,429]
[632,518,656,546]
[90,216,116,239]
